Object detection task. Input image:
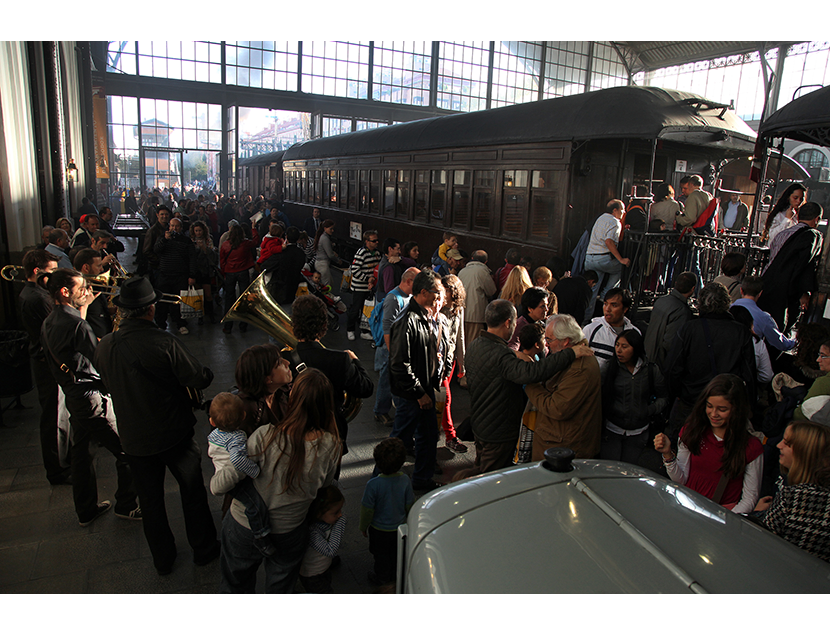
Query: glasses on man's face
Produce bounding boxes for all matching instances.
[818,353,830,359]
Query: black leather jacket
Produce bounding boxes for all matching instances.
[389,298,448,401]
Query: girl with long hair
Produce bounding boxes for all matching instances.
[218,368,341,593]
[439,274,467,454]
[219,223,256,334]
[499,265,532,309]
[762,182,806,243]
[654,374,763,513]
[755,422,830,562]
[601,329,667,465]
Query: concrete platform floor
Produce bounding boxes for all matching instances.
[0,240,476,594]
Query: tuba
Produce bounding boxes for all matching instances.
[222,271,362,422]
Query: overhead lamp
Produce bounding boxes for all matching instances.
[66,158,78,183]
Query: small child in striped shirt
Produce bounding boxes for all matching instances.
[299,484,346,593]
[207,392,275,557]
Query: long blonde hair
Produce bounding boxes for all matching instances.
[783,422,830,485]
[500,266,532,307]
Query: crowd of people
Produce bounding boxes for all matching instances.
[13,175,830,594]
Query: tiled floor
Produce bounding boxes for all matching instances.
[0,238,475,594]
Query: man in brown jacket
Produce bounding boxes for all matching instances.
[526,313,602,459]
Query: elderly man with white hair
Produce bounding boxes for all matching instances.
[526,313,602,460]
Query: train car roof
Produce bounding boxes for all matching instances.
[283,86,756,161]
[759,85,830,147]
[238,150,285,167]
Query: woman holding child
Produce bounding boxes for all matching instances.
[217,366,341,593]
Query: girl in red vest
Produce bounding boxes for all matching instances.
[654,374,763,513]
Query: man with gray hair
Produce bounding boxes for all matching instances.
[453,299,593,480]
[458,249,496,346]
[676,174,714,231]
[663,282,756,446]
[526,314,602,459]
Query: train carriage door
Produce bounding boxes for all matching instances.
[472,170,496,235]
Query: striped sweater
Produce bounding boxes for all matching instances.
[350,247,381,293]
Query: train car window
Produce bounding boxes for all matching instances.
[328,171,337,207]
[502,170,528,236]
[397,171,410,219]
[370,170,381,214]
[430,170,447,223]
[530,194,556,239]
[313,170,322,205]
[472,170,495,232]
[348,171,357,210]
[414,170,428,222]
[359,170,370,212]
[502,191,525,236]
[339,171,348,208]
[452,170,472,230]
[300,170,307,203]
[504,170,528,188]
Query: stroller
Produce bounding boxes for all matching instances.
[300,269,347,331]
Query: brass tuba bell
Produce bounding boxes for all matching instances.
[222,271,362,422]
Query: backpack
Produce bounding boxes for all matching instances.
[369,299,386,347]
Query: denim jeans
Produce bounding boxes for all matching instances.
[222,270,251,331]
[219,514,308,594]
[232,478,271,539]
[373,346,396,416]
[390,395,438,487]
[584,253,622,322]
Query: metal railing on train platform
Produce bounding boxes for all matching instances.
[619,230,770,313]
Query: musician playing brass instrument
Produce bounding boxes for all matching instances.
[17,249,70,485]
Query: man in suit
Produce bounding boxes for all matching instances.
[290,294,374,454]
[303,207,322,238]
[758,202,824,337]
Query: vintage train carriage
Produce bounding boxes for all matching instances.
[238,150,284,200]
[279,86,756,267]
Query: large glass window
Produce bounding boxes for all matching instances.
[437,41,491,112]
[491,42,543,108]
[111,41,223,83]
[543,41,590,98]
[226,42,299,90]
[778,42,830,108]
[301,41,370,99]
[589,42,630,90]
[372,42,432,106]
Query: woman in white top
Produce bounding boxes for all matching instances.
[217,368,341,593]
[763,183,806,244]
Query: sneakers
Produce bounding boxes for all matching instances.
[347,331,356,341]
[178,326,189,335]
[445,438,468,453]
[374,412,393,425]
[79,501,112,527]
[360,331,373,340]
[115,506,143,521]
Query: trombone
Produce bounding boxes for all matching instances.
[84,274,183,304]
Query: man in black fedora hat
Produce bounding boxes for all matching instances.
[94,276,218,575]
